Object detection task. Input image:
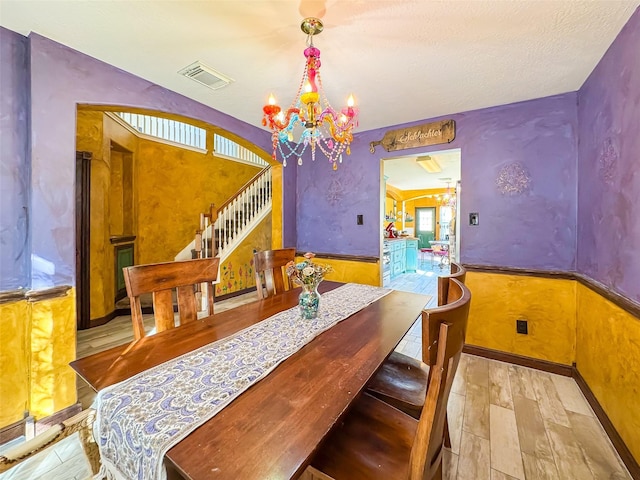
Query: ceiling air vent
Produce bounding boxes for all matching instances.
[178,61,234,90]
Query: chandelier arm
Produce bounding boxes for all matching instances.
[320,112,355,143]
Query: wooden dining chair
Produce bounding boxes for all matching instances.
[310,285,470,480]
[253,248,296,299]
[123,257,220,340]
[366,277,469,419]
[0,409,100,475]
[437,262,466,306]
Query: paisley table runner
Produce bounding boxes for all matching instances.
[94,283,391,480]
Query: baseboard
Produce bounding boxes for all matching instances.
[462,344,573,376]
[463,344,639,478]
[90,307,153,327]
[0,416,30,445]
[35,403,82,432]
[572,367,640,479]
[214,286,257,302]
[90,309,124,327]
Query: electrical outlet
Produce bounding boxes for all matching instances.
[516,319,528,335]
[357,214,363,225]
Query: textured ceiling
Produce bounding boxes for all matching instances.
[4,1,636,192]
[384,148,461,191]
[1,0,637,137]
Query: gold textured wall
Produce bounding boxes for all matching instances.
[300,257,381,287]
[403,189,448,237]
[77,110,108,319]
[29,290,77,419]
[465,271,577,365]
[575,284,640,461]
[77,110,266,320]
[76,111,138,320]
[215,215,272,296]
[270,165,283,249]
[0,299,30,426]
[136,140,261,265]
[0,290,77,428]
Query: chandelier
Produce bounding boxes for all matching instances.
[440,181,456,208]
[262,17,358,170]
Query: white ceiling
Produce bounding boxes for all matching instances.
[1,0,637,137]
[384,148,461,191]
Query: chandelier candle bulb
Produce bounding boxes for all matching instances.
[347,94,355,107]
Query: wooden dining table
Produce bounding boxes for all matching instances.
[70,281,430,480]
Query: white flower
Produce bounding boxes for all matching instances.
[302,266,315,277]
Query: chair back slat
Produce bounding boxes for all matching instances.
[411,278,471,479]
[152,289,176,333]
[253,248,296,299]
[423,276,470,366]
[176,284,198,324]
[408,323,451,480]
[437,261,466,306]
[123,257,220,339]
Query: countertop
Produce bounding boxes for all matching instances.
[384,236,418,241]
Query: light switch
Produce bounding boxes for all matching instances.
[357,214,364,225]
[469,213,479,226]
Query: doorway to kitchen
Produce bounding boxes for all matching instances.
[381,148,461,292]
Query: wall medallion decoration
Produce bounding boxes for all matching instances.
[326,178,344,205]
[496,162,531,196]
[598,137,618,185]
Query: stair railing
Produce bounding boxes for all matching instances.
[195,203,217,259]
[177,166,272,263]
[212,166,271,259]
[175,166,271,310]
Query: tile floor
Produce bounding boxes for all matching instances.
[2,269,632,480]
[390,267,632,480]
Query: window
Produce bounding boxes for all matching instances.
[115,112,206,150]
[418,210,434,232]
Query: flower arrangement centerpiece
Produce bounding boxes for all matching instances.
[286,252,332,319]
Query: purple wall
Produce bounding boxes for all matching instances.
[577,8,640,302]
[283,162,297,248]
[0,28,30,290]
[25,33,272,288]
[3,9,637,300]
[296,93,579,271]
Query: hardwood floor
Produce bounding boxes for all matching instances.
[388,267,632,480]
[2,272,632,480]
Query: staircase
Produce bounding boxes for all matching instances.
[175,166,272,263]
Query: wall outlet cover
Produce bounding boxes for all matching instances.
[516,319,528,334]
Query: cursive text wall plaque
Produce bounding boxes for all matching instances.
[370,120,456,153]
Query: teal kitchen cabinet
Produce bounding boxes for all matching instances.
[405,239,418,272]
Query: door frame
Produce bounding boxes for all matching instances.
[75,151,91,330]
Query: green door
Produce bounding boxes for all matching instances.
[115,244,134,301]
[415,207,436,249]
